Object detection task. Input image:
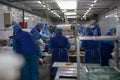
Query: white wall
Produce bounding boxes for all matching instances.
[10,8,23,23]
[0,3,53,39]
[0,4,13,39]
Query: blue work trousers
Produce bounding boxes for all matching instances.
[21,55,39,80]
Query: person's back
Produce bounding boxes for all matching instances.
[49,28,70,62]
[11,23,40,80]
[14,30,39,57]
[100,28,116,66]
[51,34,68,48]
[92,24,101,36]
[81,27,100,64]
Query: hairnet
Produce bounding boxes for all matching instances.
[12,21,17,25]
[13,24,21,32]
[56,28,62,34]
[91,20,96,24]
[85,27,92,34]
[109,28,116,34]
[37,22,44,28]
[79,26,84,29]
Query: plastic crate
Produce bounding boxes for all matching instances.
[86,66,120,80]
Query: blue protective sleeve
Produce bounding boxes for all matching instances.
[12,40,18,52]
[81,40,86,48]
[93,27,101,36]
[49,39,53,49]
[33,30,42,40]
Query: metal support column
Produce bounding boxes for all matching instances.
[115,40,119,68]
[23,10,24,23]
[77,38,81,80]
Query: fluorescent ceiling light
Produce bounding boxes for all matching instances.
[24,17,29,20]
[94,0,97,3]
[90,4,94,7]
[56,14,59,17]
[51,11,60,17]
[53,12,56,15]
[37,1,42,4]
[43,5,46,8]
[67,15,77,18]
[56,0,77,9]
[47,8,50,10]
[51,11,54,13]
[87,9,90,12]
[64,12,76,15]
[83,0,97,19]
[89,7,92,10]
[83,7,92,18]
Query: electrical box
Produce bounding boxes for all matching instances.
[19,22,28,29]
[0,13,4,29]
[4,13,12,27]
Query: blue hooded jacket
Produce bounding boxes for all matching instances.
[49,28,71,62]
[92,25,101,36]
[100,28,116,66]
[31,22,44,40]
[81,27,101,64]
[12,24,40,57]
[42,23,51,37]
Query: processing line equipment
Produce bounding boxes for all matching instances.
[76,35,120,80]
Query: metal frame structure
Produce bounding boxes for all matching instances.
[76,36,120,80]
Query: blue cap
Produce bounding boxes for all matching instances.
[56,28,62,34]
[91,20,96,24]
[85,27,92,34]
[12,21,17,25]
[13,24,21,32]
[109,28,116,34]
[37,22,44,28]
[79,26,84,29]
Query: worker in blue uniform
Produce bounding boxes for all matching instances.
[78,25,85,36]
[49,28,71,63]
[41,23,52,52]
[31,22,46,58]
[90,20,101,36]
[41,23,52,37]
[100,28,116,66]
[10,23,40,80]
[81,27,101,64]
[31,22,44,40]
[49,28,71,77]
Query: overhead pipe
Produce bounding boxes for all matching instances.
[78,36,119,40]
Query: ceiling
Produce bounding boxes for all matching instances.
[7,0,120,22]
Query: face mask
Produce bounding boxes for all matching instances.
[91,26,95,28]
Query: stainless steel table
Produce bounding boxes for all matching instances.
[53,62,100,80]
